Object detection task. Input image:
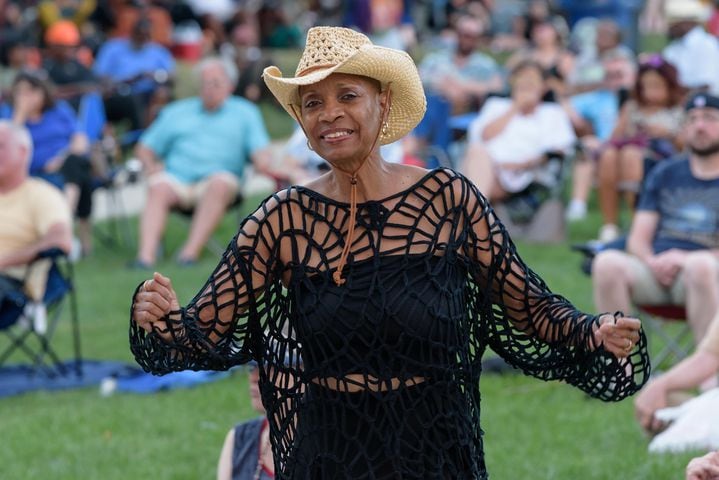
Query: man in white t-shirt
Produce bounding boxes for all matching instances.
[460,59,575,201]
[0,120,72,302]
[662,0,719,95]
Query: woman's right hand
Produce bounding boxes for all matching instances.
[132,272,180,341]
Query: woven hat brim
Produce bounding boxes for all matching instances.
[665,0,711,22]
[263,46,426,145]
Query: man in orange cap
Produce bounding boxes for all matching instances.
[43,21,99,113]
[44,20,81,47]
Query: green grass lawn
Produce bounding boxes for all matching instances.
[1,29,690,479]
[0,189,702,479]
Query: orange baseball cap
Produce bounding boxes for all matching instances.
[45,20,81,46]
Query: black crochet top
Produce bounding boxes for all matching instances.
[130,168,650,479]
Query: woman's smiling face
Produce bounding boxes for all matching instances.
[299,73,387,168]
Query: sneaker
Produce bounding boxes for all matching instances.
[598,224,621,243]
[126,259,154,270]
[69,237,82,263]
[23,302,47,334]
[565,200,587,222]
[176,256,197,267]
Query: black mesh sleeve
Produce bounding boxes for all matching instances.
[462,178,650,401]
[129,195,282,374]
[126,170,652,478]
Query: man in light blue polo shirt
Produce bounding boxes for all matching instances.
[94,18,175,131]
[132,57,272,267]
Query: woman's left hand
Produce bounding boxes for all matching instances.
[593,313,642,359]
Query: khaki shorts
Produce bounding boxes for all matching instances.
[619,253,692,305]
[2,260,51,301]
[148,171,241,210]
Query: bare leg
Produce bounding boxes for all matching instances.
[682,252,719,390]
[597,146,620,226]
[137,181,180,265]
[177,176,237,261]
[77,218,92,256]
[64,183,80,213]
[571,154,594,203]
[592,250,635,313]
[681,252,719,343]
[216,428,234,480]
[617,145,645,211]
[64,183,91,256]
[571,137,599,205]
[460,143,501,200]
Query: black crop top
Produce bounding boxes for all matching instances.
[130,168,650,479]
[293,253,465,377]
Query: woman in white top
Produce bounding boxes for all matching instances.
[461,59,575,201]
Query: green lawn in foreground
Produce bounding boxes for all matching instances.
[0,190,701,479]
[1,29,687,479]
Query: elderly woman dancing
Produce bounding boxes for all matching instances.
[130,26,650,479]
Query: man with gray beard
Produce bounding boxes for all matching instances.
[592,92,719,376]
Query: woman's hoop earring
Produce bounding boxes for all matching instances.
[307,139,314,151]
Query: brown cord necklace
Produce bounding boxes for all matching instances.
[290,87,391,286]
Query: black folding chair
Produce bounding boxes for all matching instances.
[0,249,82,377]
[493,151,571,244]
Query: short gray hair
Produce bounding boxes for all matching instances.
[0,119,33,163]
[195,56,239,87]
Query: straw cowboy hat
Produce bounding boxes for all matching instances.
[262,26,426,145]
[665,0,712,23]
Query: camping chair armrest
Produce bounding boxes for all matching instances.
[544,150,565,163]
[36,248,67,261]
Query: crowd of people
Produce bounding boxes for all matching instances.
[3,0,719,479]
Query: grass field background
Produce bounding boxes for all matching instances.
[4,33,702,479]
[1,190,701,479]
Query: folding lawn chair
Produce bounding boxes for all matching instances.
[0,249,82,377]
[571,241,691,371]
[639,304,691,372]
[492,151,571,244]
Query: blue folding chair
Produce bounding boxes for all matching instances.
[0,249,82,377]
